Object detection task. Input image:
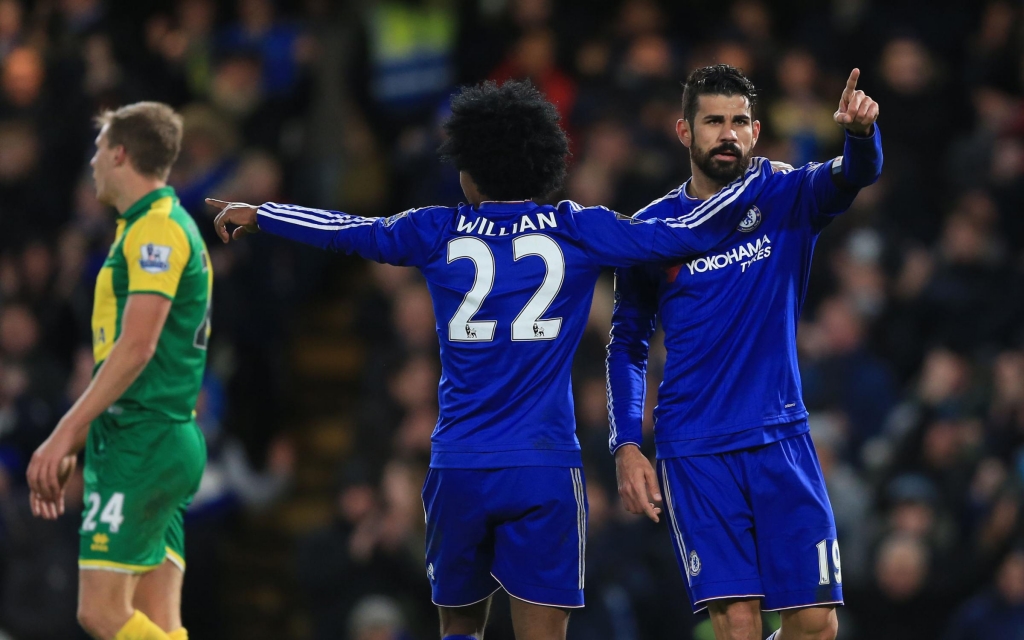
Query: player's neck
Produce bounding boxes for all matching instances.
[686,167,728,201]
[112,176,168,215]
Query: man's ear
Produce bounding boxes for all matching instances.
[676,118,692,149]
[112,144,128,167]
[751,120,761,149]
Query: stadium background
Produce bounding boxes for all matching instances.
[0,0,1022,638]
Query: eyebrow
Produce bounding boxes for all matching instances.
[702,114,751,121]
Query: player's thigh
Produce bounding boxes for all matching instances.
[706,598,762,640]
[490,467,587,609]
[749,432,843,612]
[780,605,838,640]
[509,597,569,640]
[657,457,762,612]
[423,468,501,607]
[438,598,492,638]
[133,560,183,632]
[77,568,140,634]
[79,417,205,574]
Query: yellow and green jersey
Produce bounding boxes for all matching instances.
[91,186,212,424]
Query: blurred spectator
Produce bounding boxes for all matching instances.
[988,350,1024,460]
[874,36,956,242]
[810,413,871,585]
[0,0,23,61]
[800,295,897,453]
[220,0,310,96]
[943,547,1024,640]
[347,595,412,640]
[490,28,576,121]
[847,533,952,640]
[352,0,458,145]
[297,461,431,640]
[769,49,842,166]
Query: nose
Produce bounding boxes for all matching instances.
[720,126,738,142]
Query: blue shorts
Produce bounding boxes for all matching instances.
[422,467,587,609]
[657,432,844,612]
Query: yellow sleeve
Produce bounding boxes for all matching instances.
[123,214,192,299]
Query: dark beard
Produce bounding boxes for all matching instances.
[691,142,752,185]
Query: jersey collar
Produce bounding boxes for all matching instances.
[121,186,177,220]
[472,200,539,213]
[680,180,700,201]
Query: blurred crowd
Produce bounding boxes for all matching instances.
[0,0,1022,639]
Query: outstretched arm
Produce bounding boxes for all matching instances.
[581,159,769,267]
[807,69,883,219]
[208,199,437,267]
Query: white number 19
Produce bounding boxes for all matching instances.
[816,539,842,585]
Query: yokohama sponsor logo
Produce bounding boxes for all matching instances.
[685,235,772,275]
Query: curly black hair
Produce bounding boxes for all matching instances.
[682,64,758,123]
[438,80,569,201]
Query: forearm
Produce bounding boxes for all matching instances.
[837,125,882,188]
[54,341,152,451]
[606,342,649,453]
[256,202,384,259]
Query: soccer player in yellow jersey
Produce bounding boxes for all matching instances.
[26,103,212,640]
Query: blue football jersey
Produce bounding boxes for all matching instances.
[254,166,767,469]
[607,128,883,458]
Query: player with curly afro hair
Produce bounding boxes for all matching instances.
[439,79,570,202]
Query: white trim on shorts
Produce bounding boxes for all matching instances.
[762,599,845,612]
[659,460,692,587]
[490,572,586,610]
[570,468,586,590]
[431,586,503,609]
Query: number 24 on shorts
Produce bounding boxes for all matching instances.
[82,491,125,534]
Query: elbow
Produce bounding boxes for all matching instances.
[124,339,158,367]
[860,169,881,188]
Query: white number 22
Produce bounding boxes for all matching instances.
[447,235,565,342]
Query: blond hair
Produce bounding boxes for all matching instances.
[95,102,183,179]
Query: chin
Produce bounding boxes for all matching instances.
[708,165,744,183]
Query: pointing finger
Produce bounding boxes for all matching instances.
[842,68,860,105]
[205,198,230,208]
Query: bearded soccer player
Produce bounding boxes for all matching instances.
[208,79,768,640]
[607,65,882,640]
[27,103,211,640]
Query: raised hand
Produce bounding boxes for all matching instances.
[834,68,879,137]
[207,198,260,243]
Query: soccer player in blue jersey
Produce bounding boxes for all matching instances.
[207,80,767,640]
[607,65,881,640]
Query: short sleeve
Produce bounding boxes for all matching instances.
[123,215,192,299]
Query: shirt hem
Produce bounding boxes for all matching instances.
[127,289,175,300]
[655,416,809,458]
[430,450,583,469]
